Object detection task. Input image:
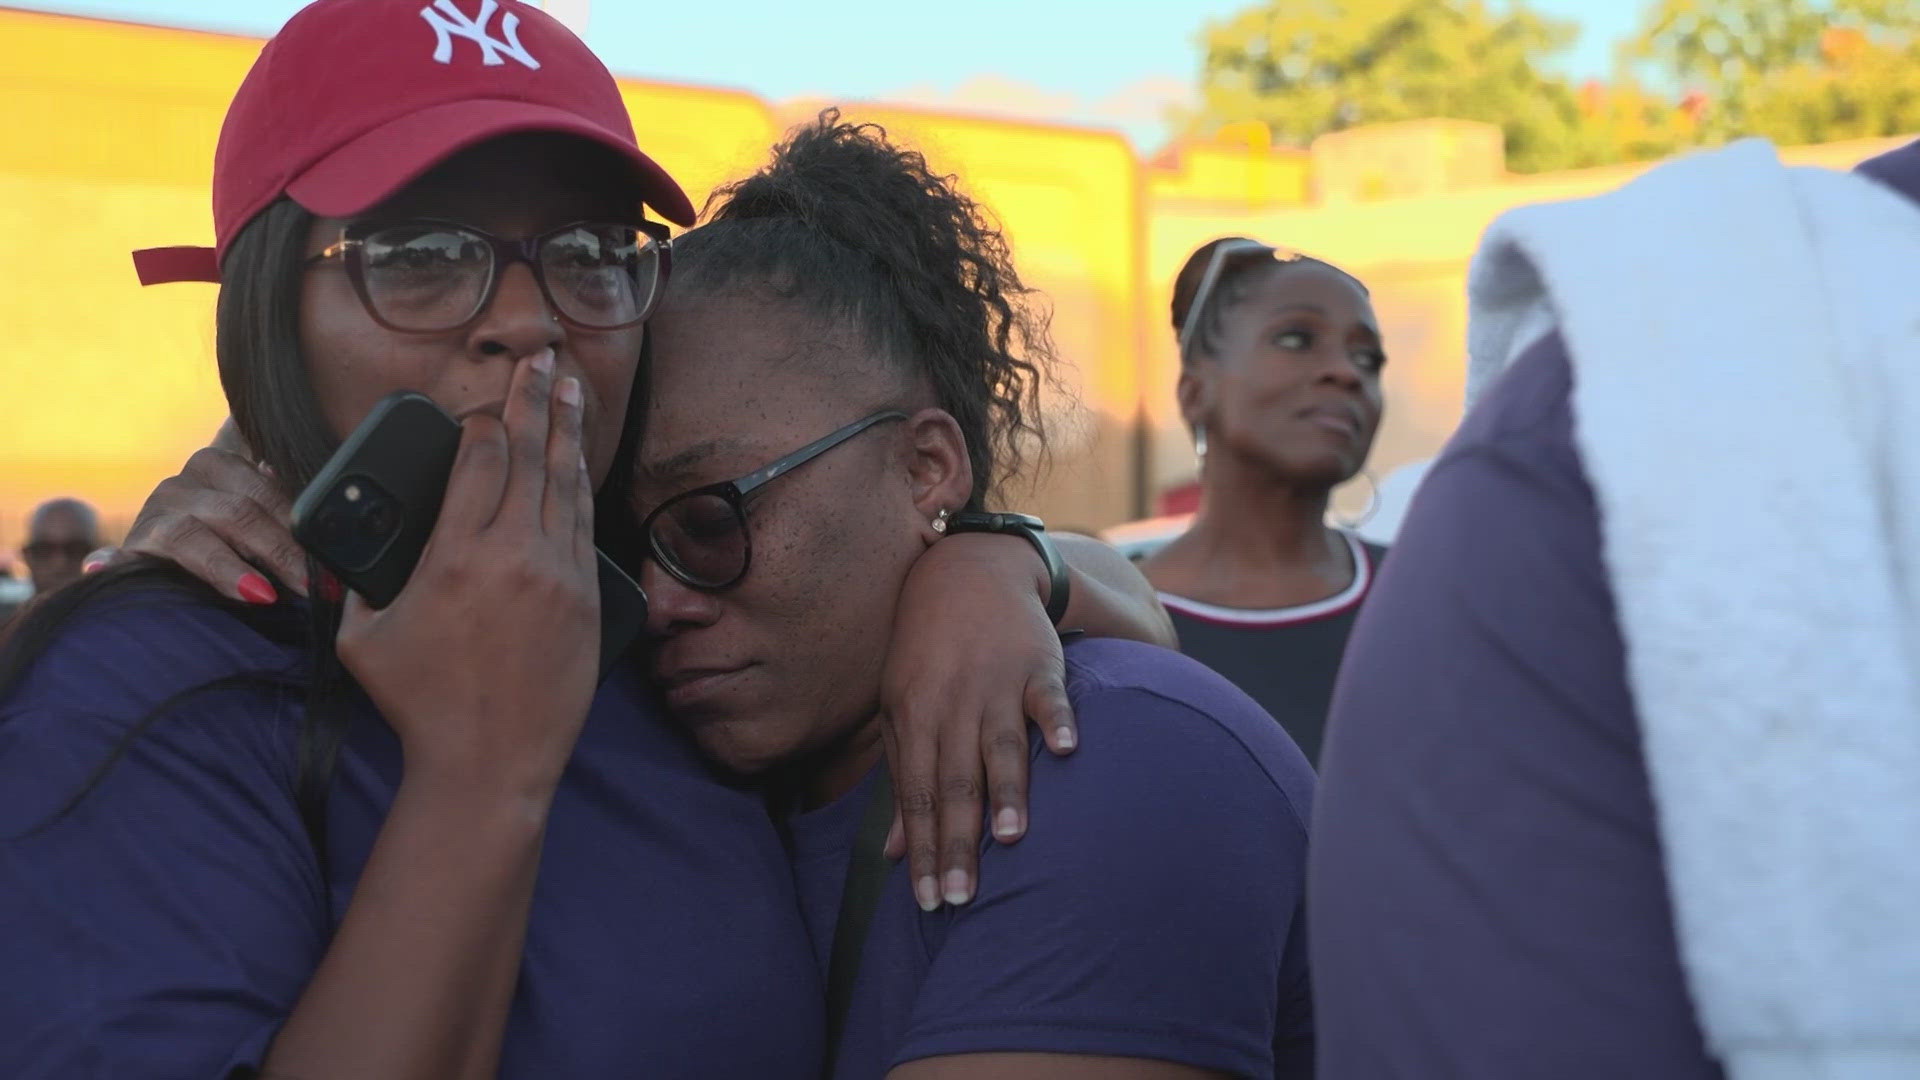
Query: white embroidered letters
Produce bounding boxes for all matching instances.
[419,0,541,70]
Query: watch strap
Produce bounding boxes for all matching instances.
[946,511,1071,626]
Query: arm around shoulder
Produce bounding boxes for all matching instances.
[1053,533,1176,648]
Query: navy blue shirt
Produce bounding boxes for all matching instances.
[1161,530,1387,764]
[1309,334,1723,1078]
[789,638,1317,1080]
[0,590,823,1077]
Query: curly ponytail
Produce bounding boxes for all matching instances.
[669,109,1056,507]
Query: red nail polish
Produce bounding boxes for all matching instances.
[237,572,278,606]
[315,573,343,604]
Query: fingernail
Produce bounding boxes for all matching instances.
[316,573,343,604]
[943,869,973,906]
[915,876,940,912]
[530,348,555,375]
[237,572,278,606]
[994,808,1022,839]
[1055,726,1076,751]
[557,376,581,407]
[256,460,275,478]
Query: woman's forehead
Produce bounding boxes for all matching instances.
[634,431,777,491]
[649,296,868,392]
[1240,262,1375,322]
[641,299,897,478]
[645,305,838,421]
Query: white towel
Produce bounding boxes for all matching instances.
[1464,139,1920,1080]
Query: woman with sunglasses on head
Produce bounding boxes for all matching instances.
[1140,239,1389,765]
[633,114,1314,1080]
[0,3,1168,1077]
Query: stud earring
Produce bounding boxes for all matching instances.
[932,508,951,534]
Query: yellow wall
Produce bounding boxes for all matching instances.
[1148,141,1313,210]
[1310,119,1506,202]
[0,9,247,550]
[621,80,777,220]
[0,7,1912,553]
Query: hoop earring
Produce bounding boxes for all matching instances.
[931,508,951,534]
[1331,469,1380,531]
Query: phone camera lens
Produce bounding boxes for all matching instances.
[362,498,398,538]
[314,475,404,573]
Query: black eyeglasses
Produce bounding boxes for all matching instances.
[640,410,909,591]
[306,218,672,332]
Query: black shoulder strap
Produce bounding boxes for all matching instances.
[824,758,896,1068]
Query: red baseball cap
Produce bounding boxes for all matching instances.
[133,0,694,285]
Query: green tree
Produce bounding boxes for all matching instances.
[1627,0,1920,143]
[1188,0,1605,172]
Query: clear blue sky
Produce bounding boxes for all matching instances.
[10,0,1648,148]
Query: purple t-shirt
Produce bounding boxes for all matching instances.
[0,591,823,1077]
[1309,333,1724,1078]
[788,638,1316,1080]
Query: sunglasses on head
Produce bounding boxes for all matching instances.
[640,410,910,592]
[1179,239,1335,363]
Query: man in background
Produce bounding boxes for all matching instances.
[21,498,102,597]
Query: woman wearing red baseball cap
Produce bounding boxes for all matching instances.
[0,2,1169,1076]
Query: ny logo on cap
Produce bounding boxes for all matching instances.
[419,0,542,70]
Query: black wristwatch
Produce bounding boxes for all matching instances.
[945,511,1071,627]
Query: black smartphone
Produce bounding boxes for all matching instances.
[291,390,648,682]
